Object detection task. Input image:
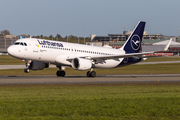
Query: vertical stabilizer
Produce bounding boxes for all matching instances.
[121,21,146,53]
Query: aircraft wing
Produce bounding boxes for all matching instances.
[67,38,172,61]
[86,52,153,60]
[91,38,172,60]
[66,51,155,61]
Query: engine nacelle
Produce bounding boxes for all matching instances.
[71,58,92,71]
[28,61,49,70]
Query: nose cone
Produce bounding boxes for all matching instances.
[7,46,14,56]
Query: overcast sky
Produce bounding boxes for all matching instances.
[0,0,180,37]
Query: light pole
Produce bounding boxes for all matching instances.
[56,28,58,41]
[151,27,153,40]
[122,26,124,41]
[52,28,53,40]
[78,27,80,43]
[67,28,68,42]
[84,27,86,44]
[109,27,111,41]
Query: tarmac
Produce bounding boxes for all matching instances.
[0,74,180,84]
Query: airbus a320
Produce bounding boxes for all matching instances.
[7,21,172,77]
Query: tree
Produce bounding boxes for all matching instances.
[69,35,78,39]
[56,34,62,38]
[49,35,53,39]
[1,30,10,35]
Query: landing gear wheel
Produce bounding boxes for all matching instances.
[61,71,65,77]
[24,69,30,73]
[87,71,96,77]
[90,71,96,77]
[56,71,61,76]
[56,70,66,77]
[87,71,90,77]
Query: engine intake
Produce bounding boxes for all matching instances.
[72,58,92,70]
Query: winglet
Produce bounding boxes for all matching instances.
[163,38,172,51]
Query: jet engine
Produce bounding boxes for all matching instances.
[71,58,92,70]
[28,61,49,70]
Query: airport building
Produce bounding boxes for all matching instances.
[88,31,180,56]
[0,35,31,53]
[87,37,180,56]
[91,31,164,42]
[0,35,19,53]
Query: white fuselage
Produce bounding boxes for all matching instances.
[8,38,125,69]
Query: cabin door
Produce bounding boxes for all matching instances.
[32,40,39,52]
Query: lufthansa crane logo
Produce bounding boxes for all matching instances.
[130,34,141,50]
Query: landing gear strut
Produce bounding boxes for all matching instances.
[87,69,96,77]
[56,66,66,77]
[24,60,31,73]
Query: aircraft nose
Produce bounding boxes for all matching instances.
[7,46,14,55]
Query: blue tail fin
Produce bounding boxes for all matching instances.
[121,21,146,53]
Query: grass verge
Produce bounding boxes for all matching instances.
[0,55,24,65]
[0,83,180,119]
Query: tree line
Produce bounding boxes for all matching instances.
[0,30,91,44]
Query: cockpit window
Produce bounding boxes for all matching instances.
[13,42,27,46]
[14,42,20,45]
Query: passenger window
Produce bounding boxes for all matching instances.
[24,43,27,46]
[20,43,24,46]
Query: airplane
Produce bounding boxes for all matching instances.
[7,21,172,77]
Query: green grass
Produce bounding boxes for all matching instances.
[0,83,180,119]
[0,55,24,65]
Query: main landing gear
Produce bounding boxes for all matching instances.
[56,66,66,77]
[87,69,96,77]
[56,66,96,77]
[56,70,65,77]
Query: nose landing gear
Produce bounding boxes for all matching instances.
[24,60,31,73]
[24,68,30,73]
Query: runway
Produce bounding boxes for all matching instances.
[0,74,180,84]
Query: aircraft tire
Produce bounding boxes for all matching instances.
[56,70,65,77]
[87,71,90,77]
[61,70,66,77]
[24,69,30,73]
[90,71,96,77]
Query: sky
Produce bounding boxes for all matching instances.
[0,0,180,37]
